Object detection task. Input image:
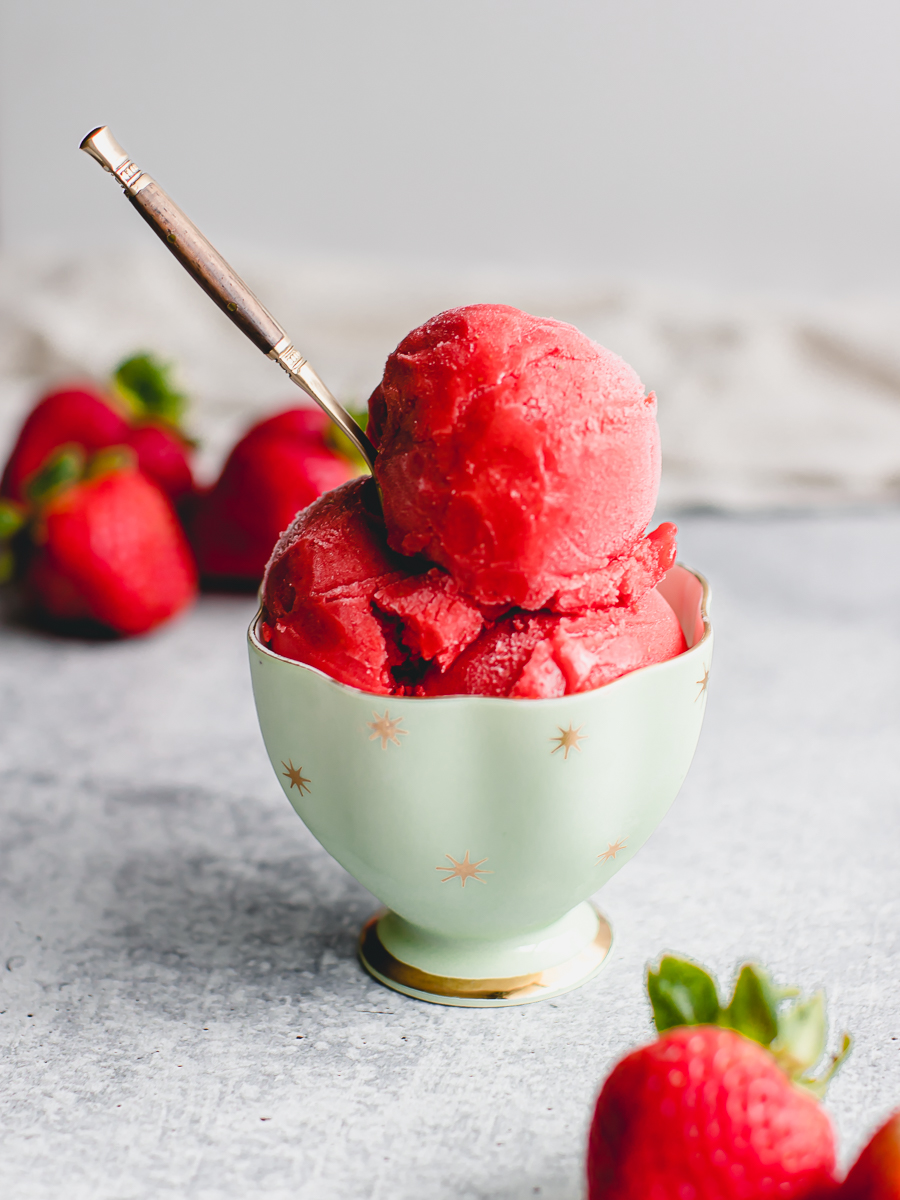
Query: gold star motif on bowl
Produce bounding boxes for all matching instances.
[436,851,493,888]
[597,838,627,864]
[551,723,586,759]
[367,710,408,750]
[696,665,710,700]
[281,759,311,795]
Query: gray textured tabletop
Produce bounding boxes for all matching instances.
[1,509,898,1200]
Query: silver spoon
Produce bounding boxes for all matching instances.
[80,126,377,474]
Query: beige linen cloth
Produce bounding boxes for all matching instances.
[2,250,899,510]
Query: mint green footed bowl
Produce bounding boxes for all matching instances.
[248,565,711,1007]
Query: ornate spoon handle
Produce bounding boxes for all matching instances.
[80,126,376,473]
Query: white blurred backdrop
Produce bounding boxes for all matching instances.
[3,0,899,291]
[2,0,900,508]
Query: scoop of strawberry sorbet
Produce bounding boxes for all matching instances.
[261,478,485,694]
[260,304,687,698]
[260,477,685,698]
[369,304,676,612]
[420,589,687,699]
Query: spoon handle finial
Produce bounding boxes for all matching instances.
[79,126,376,473]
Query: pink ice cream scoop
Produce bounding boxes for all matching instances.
[368,304,676,613]
[260,305,686,698]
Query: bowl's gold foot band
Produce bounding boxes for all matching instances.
[358,908,612,1005]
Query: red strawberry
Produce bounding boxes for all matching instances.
[1,386,130,501]
[191,406,360,587]
[19,446,197,636]
[1,354,195,508]
[113,354,195,505]
[590,1025,838,1199]
[126,420,194,504]
[587,956,851,1200]
[837,1113,900,1199]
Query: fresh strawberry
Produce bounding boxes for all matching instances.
[836,1113,900,1199]
[126,420,194,504]
[587,955,851,1200]
[113,353,195,505]
[1,354,195,508]
[15,445,197,636]
[191,406,360,588]
[1,386,130,501]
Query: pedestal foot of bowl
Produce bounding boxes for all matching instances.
[358,902,612,1008]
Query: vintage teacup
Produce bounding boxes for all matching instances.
[248,565,711,1007]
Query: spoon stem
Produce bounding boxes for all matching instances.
[79,126,377,474]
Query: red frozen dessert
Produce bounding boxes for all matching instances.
[261,477,410,693]
[260,305,686,698]
[420,589,686,699]
[369,304,676,612]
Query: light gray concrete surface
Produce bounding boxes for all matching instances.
[1,510,899,1200]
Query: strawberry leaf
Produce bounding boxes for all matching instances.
[0,499,26,583]
[25,445,85,505]
[0,498,26,541]
[722,964,780,1047]
[0,544,15,584]
[648,956,721,1031]
[771,992,827,1075]
[797,1032,852,1099]
[113,353,187,426]
[84,445,138,480]
[645,954,852,1096]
